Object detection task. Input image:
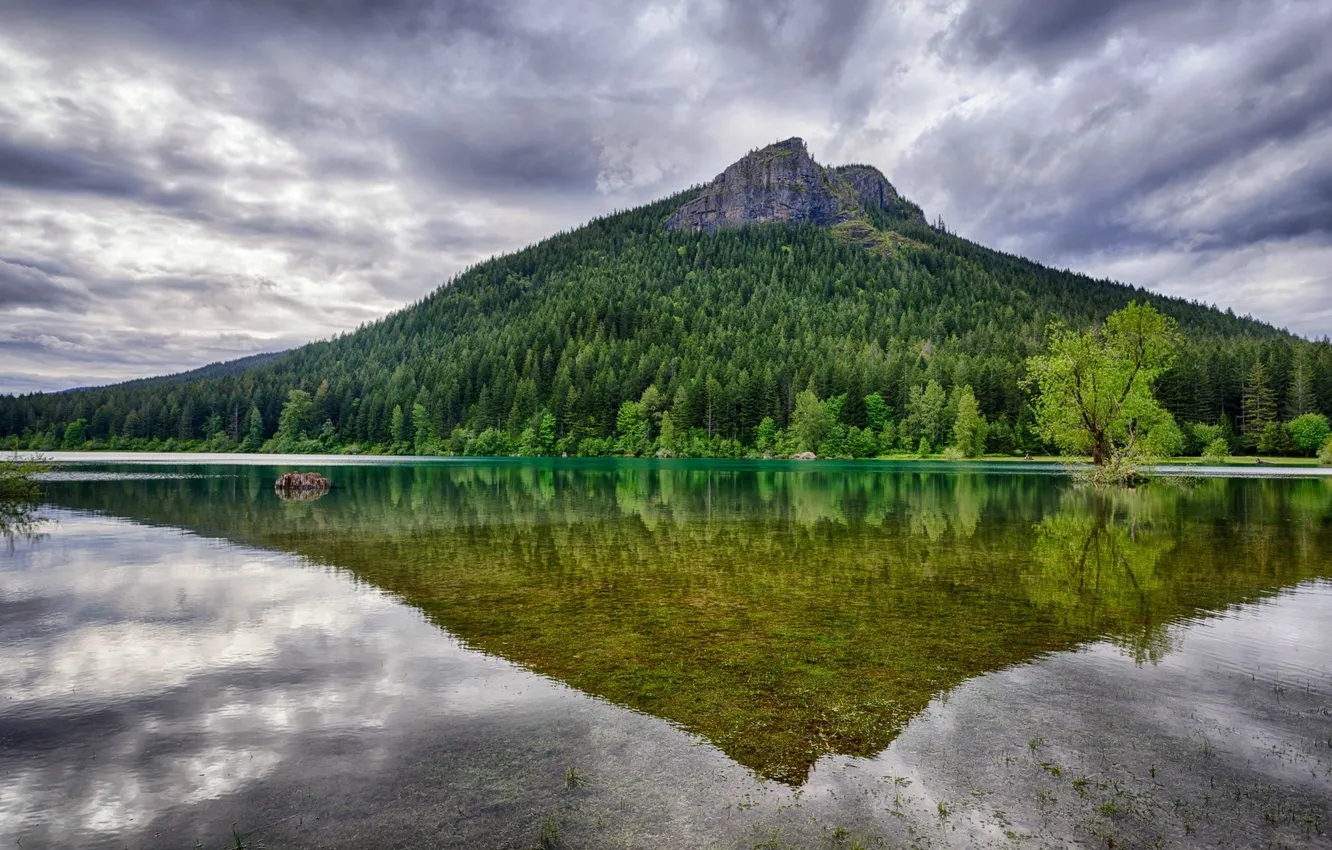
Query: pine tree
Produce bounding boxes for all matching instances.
[537,410,557,454]
[1241,362,1277,445]
[412,402,433,454]
[1287,348,1315,417]
[242,406,264,452]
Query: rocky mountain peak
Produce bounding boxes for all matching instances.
[664,138,909,233]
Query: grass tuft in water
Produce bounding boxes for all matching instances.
[564,765,585,789]
[534,817,560,850]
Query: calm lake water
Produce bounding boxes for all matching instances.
[2,458,1330,849]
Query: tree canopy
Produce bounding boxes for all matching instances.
[1027,303,1182,476]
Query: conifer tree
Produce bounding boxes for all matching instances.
[1287,349,1315,417]
[1241,362,1277,445]
[412,402,433,454]
[242,406,264,452]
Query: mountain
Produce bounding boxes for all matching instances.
[2,139,1329,456]
[56,351,286,395]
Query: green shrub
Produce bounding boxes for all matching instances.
[1189,422,1228,456]
[1202,438,1229,463]
[467,427,511,456]
[1288,413,1331,455]
[0,455,49,501]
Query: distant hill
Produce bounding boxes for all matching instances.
[3,138,1328,455]
[58,351,287,394]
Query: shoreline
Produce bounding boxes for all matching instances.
[14,451,1332,478]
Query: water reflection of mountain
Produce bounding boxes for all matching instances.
[43,463,1332,784]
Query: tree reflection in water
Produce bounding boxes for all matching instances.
[1,499,47,551]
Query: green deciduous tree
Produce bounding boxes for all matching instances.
[615,400,651,456]
[62,418,87,450]
[950,385,988,458]
[657,413,678,457]
[1026,302,1179,479]
[468,427,510,456]
[276,390,313,444]
[848,426,879,458]
[538,410,557,455]
[755,416,778,454]
[863,393,890,431]
[879,420,898,455]
[1287,413,1330,455]
[791,387,833,453]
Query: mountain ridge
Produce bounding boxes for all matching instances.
[55,351,287,395]
[2,139,1327,457]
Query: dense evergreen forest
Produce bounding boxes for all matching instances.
[4,190,1331,459]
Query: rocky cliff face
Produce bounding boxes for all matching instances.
[664,138,912,233]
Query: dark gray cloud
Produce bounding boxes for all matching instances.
[1214,167,1332,248]
[905,0,1332,317]
[0,258,86,309]
[702,0,877,81]
[0,0,1330,391]
[388,103,604,196]
[0,136,146,197]
[938,0,1250,68]
[3,0,505,47]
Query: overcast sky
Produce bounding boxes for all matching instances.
[2,0,1329,393]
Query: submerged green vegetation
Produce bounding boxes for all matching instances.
[3,182,1332,461]
[0,454,47,545]
[0,454,46,501]
[44,462,1332,784]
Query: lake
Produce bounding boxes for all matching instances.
[2,457,1330,849]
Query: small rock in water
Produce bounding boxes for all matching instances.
[274,471,331,492]
[791,451,817,461]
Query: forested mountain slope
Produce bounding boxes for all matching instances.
[57,351,286,395]
[3,140,1329,457]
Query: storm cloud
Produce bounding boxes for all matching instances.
[1,0,1329,391]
